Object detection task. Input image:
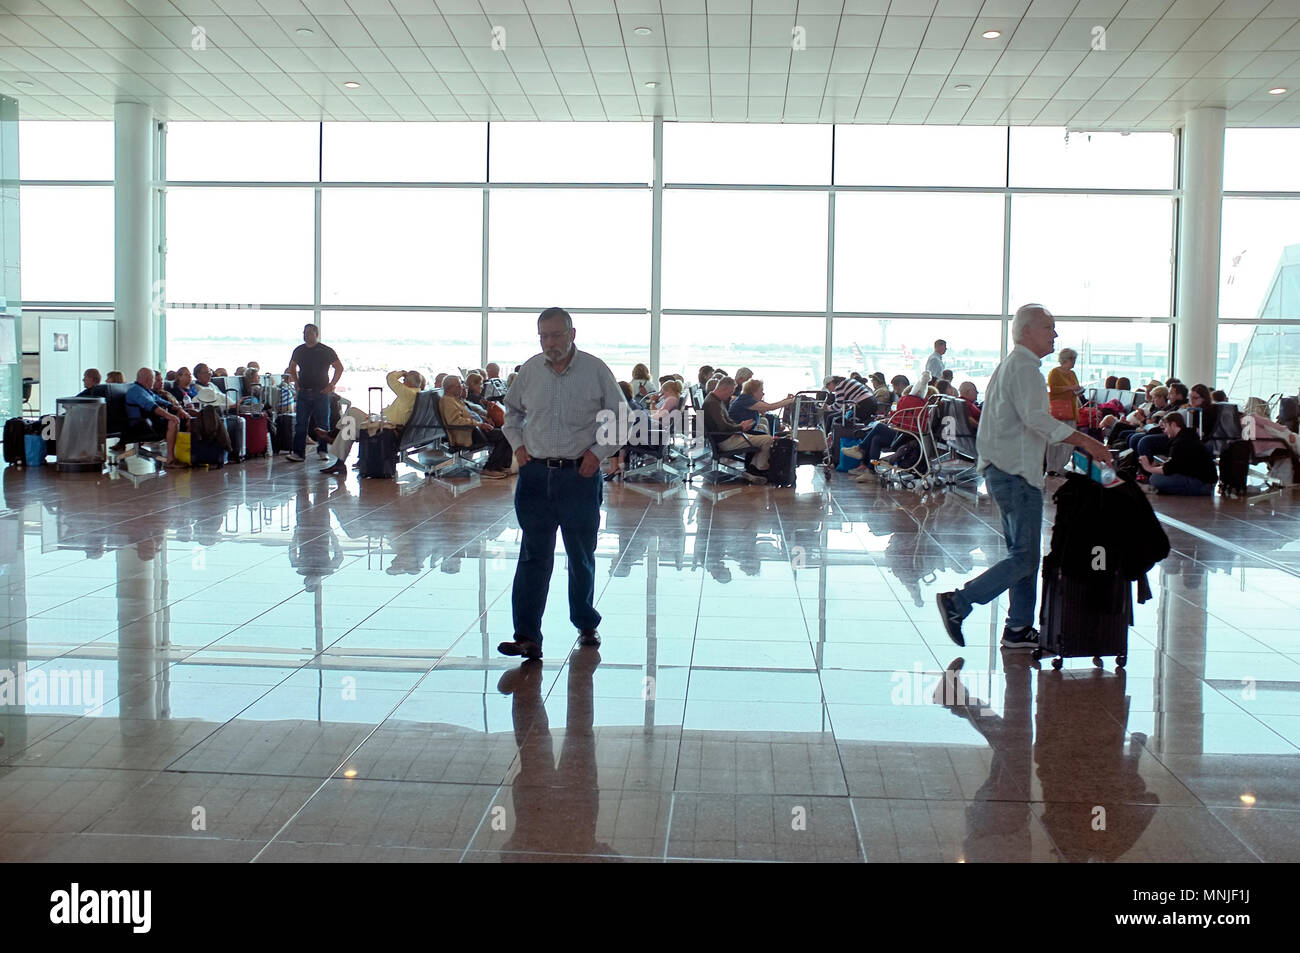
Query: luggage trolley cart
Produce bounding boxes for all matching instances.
[789,390,835,474]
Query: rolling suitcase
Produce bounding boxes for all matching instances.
[765,435,796,487]
[273,412,295,454]
[238,403,270,457]
[191,438,226,469]
[4,418,26,465]
[1217,439,1251,497]
[358,427,398,479]
[223,413,246,464]
[1037,563,1131,669]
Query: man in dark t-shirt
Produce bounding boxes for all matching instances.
[286,323,344,462]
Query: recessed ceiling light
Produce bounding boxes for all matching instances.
[634,26,652,36]
[644,80,659,88]
[1240,793,1257,805]
[343,81,361,89]
[981,30,1001,39]
[296,27,314,37]
[954,83,971,91]
[1269,86,1287,95]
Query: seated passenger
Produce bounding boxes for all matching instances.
[318,370,423,476]
[482,362,507,400]
[870,372,892,409]
[167,366,197,405]
[153,369,195,425]
[124,366,180,465]
[105,370,126,384]
[438,374,513,479]
[958,381,982,426]
[845,374,931,477]
[825,374,873,418]
[703,377,772,483]
[649,379,683,419]
[730,378,794,433]
[242,368,262,404]
[83,368,102,390]
[630,363,652,399]
[1140,411,1216,496]
[192,363,237,412]
[464,372,491,412]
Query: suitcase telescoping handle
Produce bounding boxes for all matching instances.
[369,386,383,420]
[226,388,239,414]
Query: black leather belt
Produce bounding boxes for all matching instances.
[540,457,582,468]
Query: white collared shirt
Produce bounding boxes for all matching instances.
[976,344,1077,488]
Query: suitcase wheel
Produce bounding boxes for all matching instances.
[1115,655,1126,668]
[1032,648,1042,661]
[1092,655,1104,668]
[1051,657,1063,670]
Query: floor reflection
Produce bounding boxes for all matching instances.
[1,463,1297,861]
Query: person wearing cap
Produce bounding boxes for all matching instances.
[497,307,627,661]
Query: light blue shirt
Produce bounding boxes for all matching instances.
[502,347,626,462]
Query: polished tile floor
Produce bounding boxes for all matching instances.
[1,457,1297,863]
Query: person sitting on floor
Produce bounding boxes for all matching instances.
[1140,411,1216,496]
[438,374,513,479]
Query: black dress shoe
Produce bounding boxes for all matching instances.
[320,461,347,475]
[578,628,601,647]
[497,638,542,659]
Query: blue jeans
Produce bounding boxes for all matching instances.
[1130,432,1169,457]
[952,465,1043,629]
[294,390,331,457]
[1150,473,1213,495]
[861,422,902,463]
[511,460,603,643]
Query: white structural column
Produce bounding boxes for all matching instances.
[114,101,154,375]
[649,117,663,381]
[1174,107,1226,386]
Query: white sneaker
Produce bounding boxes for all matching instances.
[841,445,865,460]
[286,453,304,462]
[317,451,330,461]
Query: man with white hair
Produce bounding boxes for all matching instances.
[936,305,1113,650]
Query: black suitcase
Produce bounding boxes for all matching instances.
[4,417,26,465]
[1218,439,1251,497]
[191,438,226,469]
[273,413,295,454]
[1037,562,1131,669]
[765,435,796,487]
[358,427,398,479]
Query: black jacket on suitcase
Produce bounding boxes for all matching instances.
[1038,474,1171,663]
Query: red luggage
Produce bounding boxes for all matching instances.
[237,399,270,457]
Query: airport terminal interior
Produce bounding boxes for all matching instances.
[2,0,1300,863]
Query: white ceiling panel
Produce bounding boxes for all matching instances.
[1,0,1297,128]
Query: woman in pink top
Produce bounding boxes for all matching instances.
[650,379,683,419]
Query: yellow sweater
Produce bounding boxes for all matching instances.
[383,371,421,426]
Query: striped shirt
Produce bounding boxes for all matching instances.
[832,377,872,407]
[502,347,626,462]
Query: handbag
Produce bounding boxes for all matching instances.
[486,402,505,427]
[1049,397,1077,422]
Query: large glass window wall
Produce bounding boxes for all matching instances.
[20,120,1199,402]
